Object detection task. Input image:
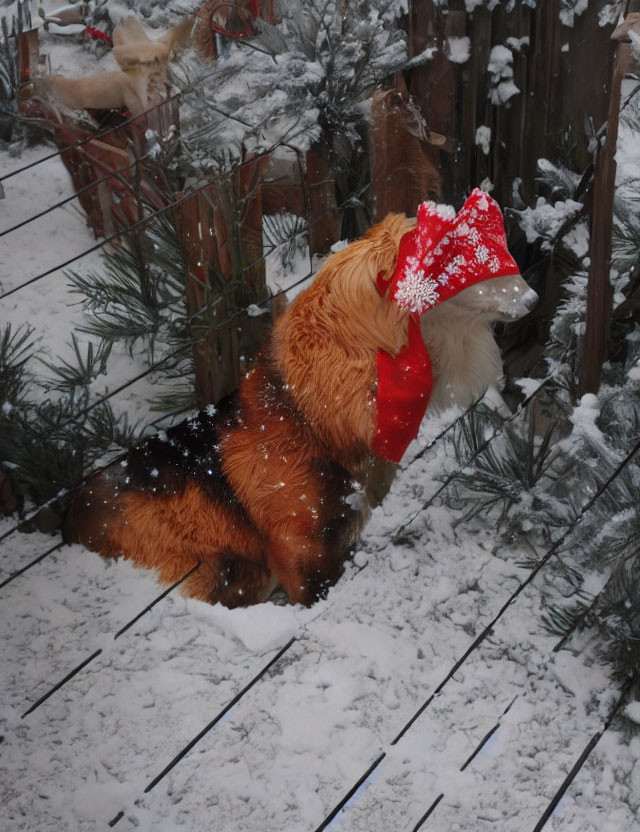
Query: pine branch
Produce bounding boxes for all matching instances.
[0,322,37,406]
[39,335,112,392]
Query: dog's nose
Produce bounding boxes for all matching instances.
[522,288,539,311]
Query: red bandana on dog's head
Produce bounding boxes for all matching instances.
[373,188,520,463]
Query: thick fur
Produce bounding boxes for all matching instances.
[63,213,536,607]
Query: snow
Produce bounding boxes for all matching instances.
[625,701,640,725]
[2,188,637,825]
[447,36,471,65]
[517,197,584,248]
[599,3,623,27]
[475,125,491,156]
[487,45,521,106]
[1,4,639,831]
[559,0,589,28]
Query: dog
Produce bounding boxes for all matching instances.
[63,200,537,607]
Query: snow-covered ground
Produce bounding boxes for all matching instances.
[1,145,639,831]
[1,2,640,829]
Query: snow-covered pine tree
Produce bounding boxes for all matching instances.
[174,0,409,234]
[68,0,413,410]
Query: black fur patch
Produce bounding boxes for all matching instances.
[118,392,239,502]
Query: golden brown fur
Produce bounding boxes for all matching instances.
[64,212,534,606]
[64,215,411,607]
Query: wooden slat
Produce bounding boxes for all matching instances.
[579,42,626,395]
[306,143,341,255]
[0,544,171,716]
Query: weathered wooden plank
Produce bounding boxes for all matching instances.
[445,6,469,203]
[367,81,441,222]
[468,6,493,190]
[579,40,627,395]
[306,143,342,255]
[175,155,271,405]
[0,543,169,716]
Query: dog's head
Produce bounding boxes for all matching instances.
[434,271,538,323]
[376,190,537,319]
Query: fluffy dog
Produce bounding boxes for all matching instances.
[63,206,536,607]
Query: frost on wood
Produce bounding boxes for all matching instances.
[475,125,491,156]
[447,36,471,64]
[558,0,589,27]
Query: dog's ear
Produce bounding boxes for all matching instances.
[366,214,416,300]
[326,213,413,355]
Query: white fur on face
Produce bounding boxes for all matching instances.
[419,273,537,411]
[448,273,538,321]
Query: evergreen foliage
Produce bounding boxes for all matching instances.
[173,0,409,234]
[68,215,190,363]
[446,405,575,546]
[66,206,199,412]
[444,128,640,709]
[0,0,31,144]
[262,211,309,269]
[0,324,138,510]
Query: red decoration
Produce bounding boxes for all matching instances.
[372,313,432,463]
[373,189,519,463]
[84,26,113,44]
[210,1,260,37]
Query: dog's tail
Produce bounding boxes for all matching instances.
[62,466,128,558]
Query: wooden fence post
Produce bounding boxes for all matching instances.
[306,143,341,255]
[17,27,38,92]
[579,26,629,395]
[177,154,272,406]
[367,79,442,222]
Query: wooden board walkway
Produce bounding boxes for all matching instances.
[1,417,635,832]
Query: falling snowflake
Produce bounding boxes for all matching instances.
[394,267,440,313]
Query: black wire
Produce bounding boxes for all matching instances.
[0,94,180,183]
[0,149,153,239]
[0,148,276,302]
[0,149,419,304]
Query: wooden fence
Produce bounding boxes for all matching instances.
[406,0,617,209]
[404,0,637,393]
[14,1,636,406]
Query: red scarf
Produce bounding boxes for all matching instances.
[372,189,520,463]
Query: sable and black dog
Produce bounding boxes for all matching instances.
[64,197,537,607]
